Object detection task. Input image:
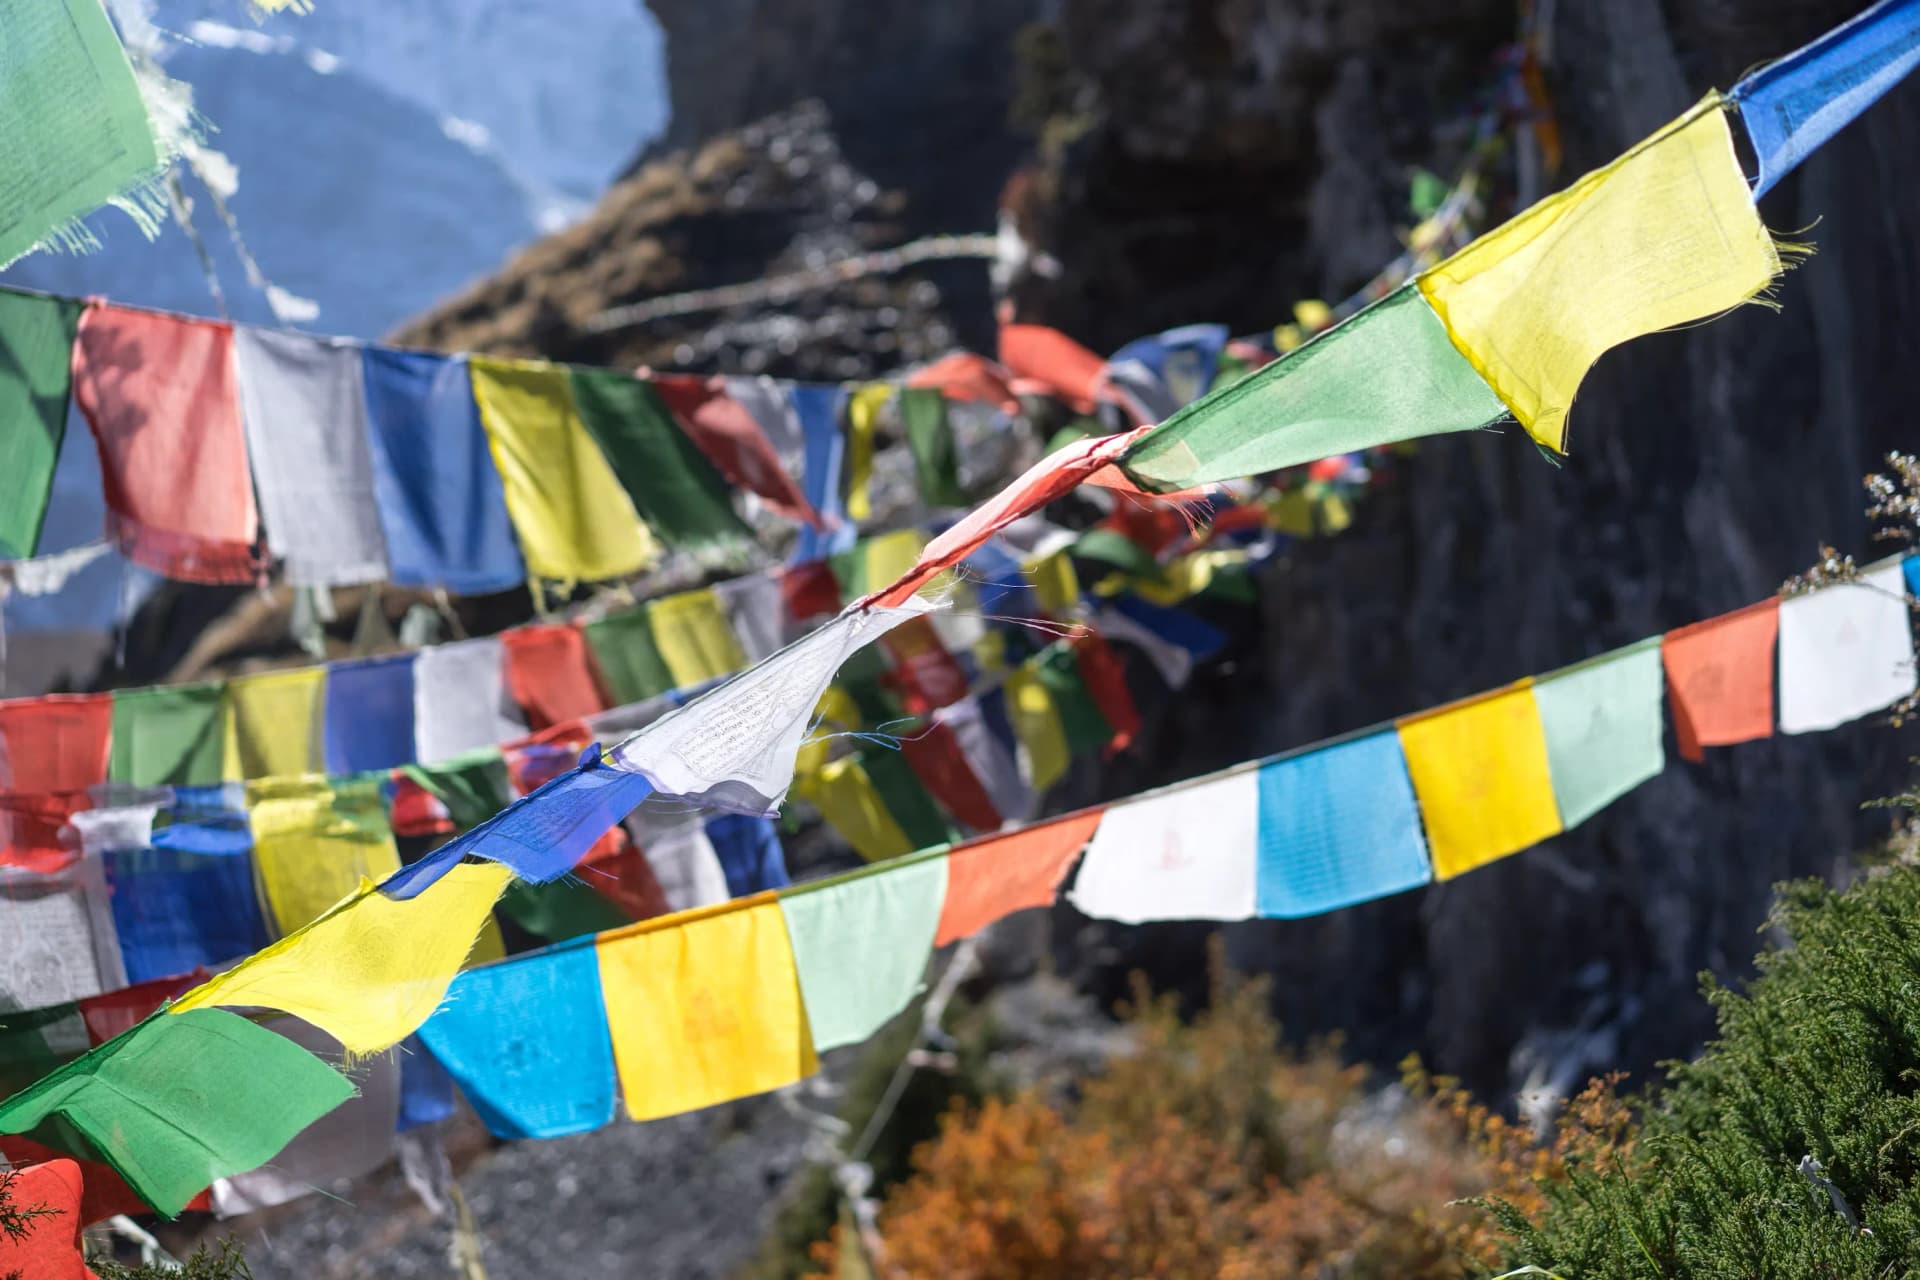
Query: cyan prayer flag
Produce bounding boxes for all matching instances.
[1254,732,1432,918]
[324,654,417,774]
[705,813,790,897]
[416,941,617,1140]
[103,846,273,984]
[790,383,855,562]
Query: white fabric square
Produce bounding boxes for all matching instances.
[1778,561,1917,733]
[1067,770,1260,923]
[413,637,526,763]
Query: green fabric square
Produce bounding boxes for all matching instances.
[109,682,226,787]
[584,609,676,705]
[568,367,751,550]
[0,290,83,557]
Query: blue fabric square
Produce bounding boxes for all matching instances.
[324,654,417,774]
[104,845,274,983]
[396,1034,458,1132]
[705,813,789,896]
[1108,595,1227,663]
[1255,732,1432,918]
[790,383,855,562]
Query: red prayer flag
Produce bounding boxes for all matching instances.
[781,560,844,621]
[934,810,1104,946]
[905,352,1020,412]
[78,970,209,1046]
[901,720,1003,834]
[502,625,610,731]
[0,693,112,871]
[1662,598,1780,762]
[0,1158,94,1278]
[883,618,969,715]
[1073,632,1141,753]
[576,835,670,922]
[997,324,1108,414]
[389,770,456,838]
[652,374,820,526]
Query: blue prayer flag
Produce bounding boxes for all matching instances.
[1109,323,1230,406]
[705,813,789,896]
[324,654,417,774]
[396,1034,458,1132]
[1254,732,1432,918]
[104,845,274,983]
[790,383,855,562]
[1108,594,1228,663]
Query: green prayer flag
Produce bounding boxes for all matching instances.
[0,1004,87,1100]
[0,1008,354,1217]
[109,682,226,787]
[0,290,83,557]
[583,609,675,705]
[0,1,163,268]
[899,388,966,507]
[778,853,948,1050]
[1533,637,1666,828]
[1120,286,1506,492]
[400,748,510,832]
[857,747,952,851]
[1070,527,1162,581]
[498,875,630,944]
[1035,643,1115,756]
[568,368,752,550]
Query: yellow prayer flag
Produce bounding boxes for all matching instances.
[247,777,402,935]
[596,897,817,1121]
[1265,490,1317,538]
[1026,549,1080,618]
[845,383,893,523]
[1005,667,1070,791]
[470,356,659,582]
[649,588,746,688]
[1130,548,1248,607]
[172,862,512,1056]
[222,667,325,781]
[1418,98,1779,452]
[1396,681,1563,880]
[862,527,926,595]
[801,756,913,862]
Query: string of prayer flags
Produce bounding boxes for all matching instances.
[417,940,619,1140]
[222,666,326,781]
[1532,638,1667,826]
[501,624,610,730]
[1119,287,1504,491]
[935,810,1102,945]
[802,757,916,862]
[71,306,260,583]
[0,1007,354,1218]
[1732,0,1920,198]
[1069,770,1261,923]
[1253,734,1431,918]
[1661,598,1781,761]
[0,693,112,870]
[1418,98,1780,452]
[1397,681,1563,880]
[899,387,967,507]
[359,348,527,594]
[780,853,948,1051]
[246,777,401,936]
[595,897,817,1122]
[649,589,747,689]
[791,382,855,562]
[322,655,416,775]
[568,368,753,551]
[1777,560,1917,733]
[653,374,819,528]
[108,682,225,788]
[469,356,659,584]
[0,291,83,558]
[413,636,527,763]
[234,327,390,587]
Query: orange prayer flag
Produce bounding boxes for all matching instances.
[1661,598,1780,762]
[998,324,1108,413]
[934,809,1104,946]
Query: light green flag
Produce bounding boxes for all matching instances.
[0,1,164,268]
[1120,286,1506,491]
[109,682,227,787]
[1531,637,1666,828]
[778,854,950,1051]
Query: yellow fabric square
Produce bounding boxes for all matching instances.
[649,588,747,688]
[470,356,659,583]
[1396,681,1563,880]
[246,777,402,935]
[862,527,926,594]
[1418,98,1778,451]
[845,383,892,523]
[222,667,325,781]
[596,898,817,1121]
[172,861,512,1056]
[1006,667,1070,792]
[1026,549,1081,618]
[801,756,913,862]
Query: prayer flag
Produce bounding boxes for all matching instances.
[902,719,1003,834]
[470,356,658,583]
[222,666,326,781]
[322,655,416,774]
[1027,549,1081,618]
[397,748,510,834]
[596,898,817,1121]
[705,813,790,897]
[584,608,677,705]
[1034,643,1115,757]
[999,324,1107,413]
[1778,561,1917,732]
[859,747,953,851]
[360,348,526,594]
[781,854,949,1050]
[71,305,259,582]
[502,624,610,730]
[723,375,806,468]
[934,697,1032,826]
[418,941,619,1140]
[569,368,752,549]
[109,682,226,787]
[716,572,786,663]
[171,861,512,1056]
[845,383,892,522]
[1419,99,1779,451]
[233,327,388,586]
[247,777,401,936]
[791,382,855,561]
[804,757,916,861]
[627,806,731,912]
[1069,771,1259,922]
[1109,323,1230,410]
[1254,733,1431,918]
[0,290,82,557]
[935,810,1101,945]
[396,1034,457,1132]
[650,588,747,689]
[653,374,817,526]
[412,636,527,764]
[1073,632,1141,751]
[0,1133,210,1225]
[0,1004,88,1101]
[1397,682,1563,880]
[1532,638,1666,827]
[1005,666,1072,792]
[104,845,271,983]
[78,972,205,1047]
[0,693,112,869]
[497,871,633,944]
[899,387,966,506]
[1662,598,1781,760]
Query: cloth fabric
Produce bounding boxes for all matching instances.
[1035,642,1116,757]
[780,854,949,1051]
[1532,637,1666,827]
[571,836,671,923]
[71,305,259,582]
[722,374,806,468]
[0,856,123,1011]
[934,697,1032,825]
[210,1018,400,1215]
[1397,682,1563,880]
[0,1003,89,1100]
[469,356,658,583]
[596,898,818,1121]
[583,608,677,705]
[0,693,112,869]
[626,806,731,912]
[858,746,952,851]
[899,386,966,507]
[611,597,934,814]
[705,812,789,897]
[0,1132,211,1225]
[1732,0,1920,197]
[66,800,159,861]
[0,1156,91,1279]
[935,810,1101,945]
[790,382,855,561]
[247,777,402,936]
[413,636,527,764]
[1025,548,1080,618]
[901,719,1004,833]
[1069,770,1258,923]
[715,572,786,663]
[804,757,915,861]
[109,682,226,786]
[1778,561,1918,733]
[1120,287,1501,491]
[1419,99,1778,451]
[322,654,416,774]
[502,624,610,730]
[883,617,970,716]
[104,844,270,983]
[418,940,619,1140]
[0,1006,354,1218]
[223,666,326,781]
[783,559,845,622]
[1254,733,1432,918]
[233,327,389,586]
[998,324,1108,413]
[649,589,747,689]
[360,348,526,594]
[844,383,892,522]
[1073,632,1142,751]
[76,972,203,1049]
[1101,595,1226,688]
[1004,666,1071,792]
[569,368,752,550]
[653,374,818,527]
[497,873,632,943]
[0,290,83,557]
[1108,323,1230,410]
[396,1035,457,1132]
[398,748,510,834]
[172,861,511,1056]
[1662,598,1781,761]
[0,0,160,268]
[905,352,1020,412]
